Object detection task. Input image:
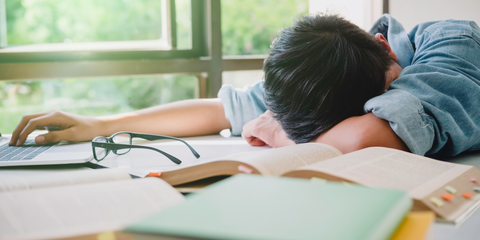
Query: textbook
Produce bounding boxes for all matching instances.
[154,143,480,223]
[127,174,412,240]
[0,169,185,240]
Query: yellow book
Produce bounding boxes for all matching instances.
[389,211,435,240]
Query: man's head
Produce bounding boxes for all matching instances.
[263,14,395,143]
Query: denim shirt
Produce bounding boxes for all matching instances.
[219,14,480,156]
[365,14,480,156]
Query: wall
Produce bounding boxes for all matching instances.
[389,0,480,31]
[309,0,480,31]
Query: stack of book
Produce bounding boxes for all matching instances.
[127,174,435,240]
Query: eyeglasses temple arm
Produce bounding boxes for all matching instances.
[96,142,182,165]
[128,145,182,165]
[130,133,200,158]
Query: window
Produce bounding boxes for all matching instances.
[2,0,192,50]
[0,0,203,134]
[0,0,201,61]
[5,0,165,45]
[221,0,308,88]
[222,0,308,56]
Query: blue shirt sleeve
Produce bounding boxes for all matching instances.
[217,81,267,135]
[367,16,480,156]
[364,90,435,156]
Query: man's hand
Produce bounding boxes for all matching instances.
[9,110,105,146]
[242,110,295,148]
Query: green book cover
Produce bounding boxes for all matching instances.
[126,175,412,240]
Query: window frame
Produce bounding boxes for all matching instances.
[0,0,207,63]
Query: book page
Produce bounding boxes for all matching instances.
[0,178,185,240]
[0,168,132,193]
[296,147,471,198]
[222,143,342,176]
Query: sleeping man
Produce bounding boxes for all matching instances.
[10,14,480,157]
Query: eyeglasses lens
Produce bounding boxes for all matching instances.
[94,137,108,160]
[112,133,132,155]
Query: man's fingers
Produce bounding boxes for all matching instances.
[248,138,267,146]
[242,131,266,146]
[15,113,64,146]
[9,112,50,146]
[35,128,75,144]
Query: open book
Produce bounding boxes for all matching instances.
[155,143,480,223]
[0,169,185,240]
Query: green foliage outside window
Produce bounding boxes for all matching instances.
[222,0,308,55]
[5,0,163,45]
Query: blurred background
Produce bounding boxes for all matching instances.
[1,0,479,133]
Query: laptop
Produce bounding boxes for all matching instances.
[0,132,93,167]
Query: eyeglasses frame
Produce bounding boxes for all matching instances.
[91,132,200,165]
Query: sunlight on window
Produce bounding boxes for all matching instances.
[5,0,165,46]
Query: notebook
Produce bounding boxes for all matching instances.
[0,133,92,167]
[126,174,412,240]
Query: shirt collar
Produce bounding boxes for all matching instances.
[368,14,415,68]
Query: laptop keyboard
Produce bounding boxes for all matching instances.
[0,140,54,161]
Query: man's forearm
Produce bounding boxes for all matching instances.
[313,113,409,154]
[98,98,231,137]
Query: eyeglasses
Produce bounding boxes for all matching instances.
[91,132,200,165]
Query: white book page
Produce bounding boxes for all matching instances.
[0,168,132,193]
[0,178,185,240]
[221,143,342,176]
[298,147,470,198]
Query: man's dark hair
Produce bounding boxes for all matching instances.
[263,14,394,143]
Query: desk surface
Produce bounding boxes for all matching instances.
[2,134,480,240]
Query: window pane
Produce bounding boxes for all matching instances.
[221,0,308,55]
[0,75,198,134]
[5,0,164,45]
[176,0,192,49]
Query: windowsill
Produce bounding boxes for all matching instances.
[0,40,172,53]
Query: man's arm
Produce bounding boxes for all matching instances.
[313,113,409,154]
[242,112,409,154]
[10,99,231,146]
